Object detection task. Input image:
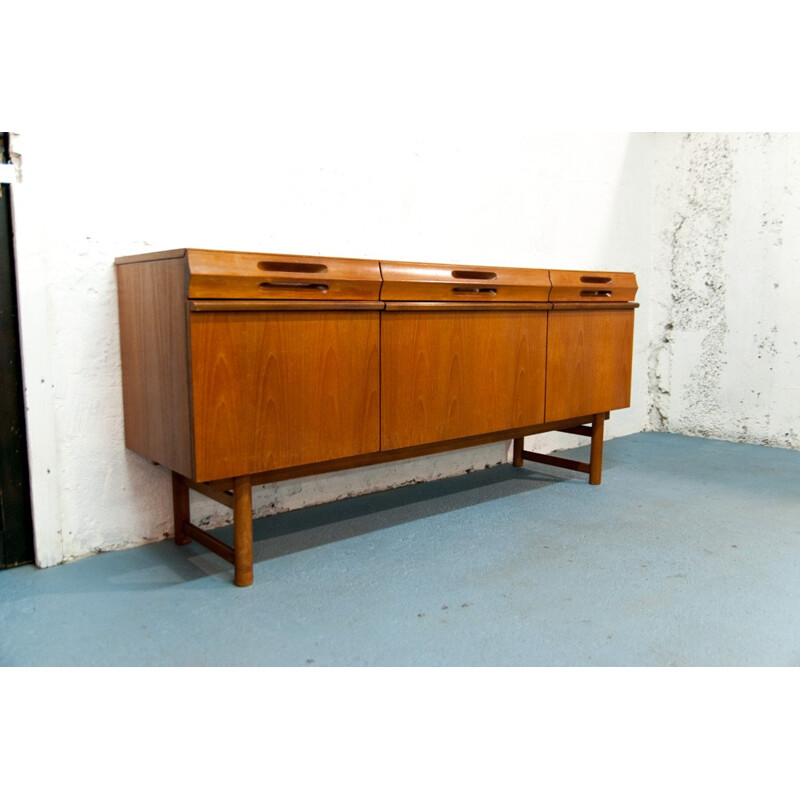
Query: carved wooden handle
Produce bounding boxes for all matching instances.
[451,270,497,281]
[259,281,329,292]
[257,262,328,274]
[451,286,498,295]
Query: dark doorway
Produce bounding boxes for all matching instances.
[0,132,34,568]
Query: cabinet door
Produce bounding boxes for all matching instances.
[381,310,547,450]
[545,308,634,421]
[190,310,380,481]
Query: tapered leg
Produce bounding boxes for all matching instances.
[589,413,605,485]
[172,471,191,545]
[512,437,524,467]
[233,474,254,587]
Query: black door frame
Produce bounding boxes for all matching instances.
[0,132,35,568]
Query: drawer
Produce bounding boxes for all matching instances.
[548,270,638,303]
[380,261,551,303]
[185,249,382,301]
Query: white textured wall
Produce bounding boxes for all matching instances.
[11,127,651,566]
[6,6,651,566]
[13,9,797,570]
[16,118,799,569]
[649,133,800,448]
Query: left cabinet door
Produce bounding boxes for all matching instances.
[189,309,381,482]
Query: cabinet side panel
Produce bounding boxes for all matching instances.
[190,310,381,482]
[116,258,193,476]
[545,308,635,421]
[381,310,547,450]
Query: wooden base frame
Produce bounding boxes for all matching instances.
[172,411,611,587]
[512,411,606,485]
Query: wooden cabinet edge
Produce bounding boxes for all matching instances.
[115,249,639,586]
[116,256,194,478]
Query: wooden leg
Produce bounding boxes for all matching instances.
[172,471,191,545]
[233,475,254,587]
[589,412,605,485]
[512,437,524,467]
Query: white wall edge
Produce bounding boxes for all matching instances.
[8,133,64,567]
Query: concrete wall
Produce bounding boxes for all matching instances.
[649,133,800,448]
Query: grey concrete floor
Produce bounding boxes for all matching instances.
[2,432,799,666]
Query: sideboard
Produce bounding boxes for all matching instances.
[116,249,638,586]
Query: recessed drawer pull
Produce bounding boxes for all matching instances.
[259,281,329,292]
[451,270,497,281]
[580,275,613,284]
[580,290,612,297]
[257,262,328,274]
[451,286,498,295]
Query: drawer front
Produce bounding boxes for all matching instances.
[381,310,547,450]
[545,308,635,421]
[186,249,382,301]
[380,261,551,302]
[549,270,638,303]
[190,310,380,481]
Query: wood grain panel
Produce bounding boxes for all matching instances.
[381,310,547,450]
[545,308,635,421]
[116,256,193,476]
[189,310,380,481]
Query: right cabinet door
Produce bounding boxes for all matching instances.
[545,308,635,422]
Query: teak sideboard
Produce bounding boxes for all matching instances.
[115,249,638,586]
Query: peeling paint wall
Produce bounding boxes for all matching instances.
[650,133,800,448]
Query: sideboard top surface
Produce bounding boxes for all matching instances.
[115,249,639,305]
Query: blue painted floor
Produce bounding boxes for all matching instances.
[2,432,799,666]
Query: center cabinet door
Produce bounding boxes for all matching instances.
[380,310,548,450]
[189,309,381,482]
